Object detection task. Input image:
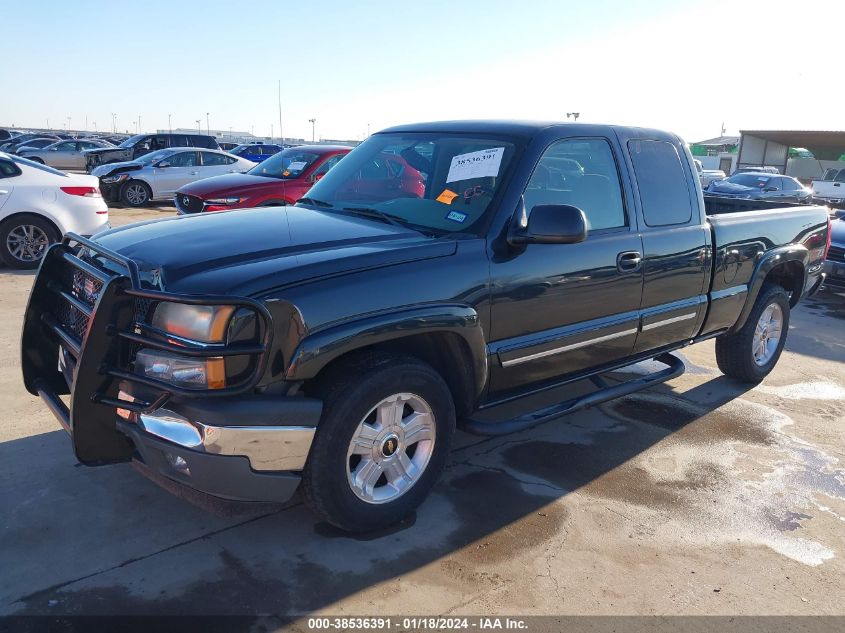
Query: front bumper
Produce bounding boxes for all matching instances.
[115,395,320,502]
[824,259,845,288]
[22,234,318,504]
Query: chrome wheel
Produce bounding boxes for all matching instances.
[752,303,783,366]
[346,392,436,504]
[125,183,148,205]
[6,224,49,263]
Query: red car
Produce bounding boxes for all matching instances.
[175,145,351,213]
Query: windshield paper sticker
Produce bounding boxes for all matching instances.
[436,189,459,205]
[446,147,505,183]
[446,210,467,223]
[287,161,308,171]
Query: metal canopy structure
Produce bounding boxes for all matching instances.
[737,130,845,173]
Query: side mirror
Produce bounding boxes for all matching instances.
[509,203,588,245]
[157,161,170,168]
[311,172,325,183]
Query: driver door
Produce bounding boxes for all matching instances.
[488,136,644,394]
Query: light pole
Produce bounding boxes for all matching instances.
[111,113,116,134]
[278,79,283,143]
[308,118,316,143]
[168,114,172,133]
[137,115,141,134]
[196,119,201,134]
[206,112,210,136]
[66,116,71,131]
[367,123,370,138]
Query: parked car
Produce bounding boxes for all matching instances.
[20,139,114,170]
[83,133,220,171]
[0,133,59,152]
[20,120,831,532]
[824,215,845,289]
[218,142,240,152]
[230,143,283,163]
[732,165,779,175]
[705,172,811,203]
[0,129,20,142]
[811,167,845,208]
[92,148,255,207]
[8,137,63,154]
[0,152,108,268]
[174,145,352,213]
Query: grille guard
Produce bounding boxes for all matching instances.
[21,233,274,464]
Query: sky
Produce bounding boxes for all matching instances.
[1,0,843,143]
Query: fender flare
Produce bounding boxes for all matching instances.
[284,305,488,399]
[733,244,808,331]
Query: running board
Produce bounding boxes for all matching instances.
[461,352,685,436]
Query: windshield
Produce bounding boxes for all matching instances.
[302,133,518,235]
[137,149,174,165]
[247,147,321,179]
[118,134,146,149]
[727,174,771,188]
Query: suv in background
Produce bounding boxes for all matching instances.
[83,133,219,171]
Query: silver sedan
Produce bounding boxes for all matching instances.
[19,139,114,171]
[91,148,256,207]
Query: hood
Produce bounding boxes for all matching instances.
[92,205,455,295]
[92,160,143,177]
[176,172,288,197]
[831,217,845,246]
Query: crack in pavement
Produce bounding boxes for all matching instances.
[8,506,289,607]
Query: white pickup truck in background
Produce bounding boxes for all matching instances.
[812,167,845,208]
[693,158,726,188]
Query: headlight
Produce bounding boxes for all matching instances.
[101,173,129,184]
[151,303,235,343]
[135,349,225,390]
[205,197,241,205]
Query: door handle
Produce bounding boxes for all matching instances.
[617,251,642,272]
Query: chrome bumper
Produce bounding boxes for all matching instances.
[134,409,315,471]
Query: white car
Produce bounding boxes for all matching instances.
[0,152,108,269]
[91,148,256,207]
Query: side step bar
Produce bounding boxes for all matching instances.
[461,352,685,436]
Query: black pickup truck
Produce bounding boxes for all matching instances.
[22,121,831,532]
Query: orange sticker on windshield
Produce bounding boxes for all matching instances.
[282,171,290,177]
[436,189,458,205]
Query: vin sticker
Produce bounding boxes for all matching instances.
[446,210,467,223]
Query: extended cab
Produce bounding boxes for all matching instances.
[22,121,831,532]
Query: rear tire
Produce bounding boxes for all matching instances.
[121,180,151,207]
[0,214,59,269]
[715,284,790,383]
[302,352,455,532]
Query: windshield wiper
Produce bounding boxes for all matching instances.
[340,206,409,228]
[296,197,333,208]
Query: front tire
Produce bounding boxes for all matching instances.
[716,284,790,382]
[302,353,456,532]
[121,180,152,207]
[0,214,59,269]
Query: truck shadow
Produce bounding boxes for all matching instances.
[6,372,762,617]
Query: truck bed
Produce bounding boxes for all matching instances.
[703,194,812,215]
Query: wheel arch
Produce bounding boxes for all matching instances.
[733,245,807,331]
[286,306,488,417]
[0,211,63,240]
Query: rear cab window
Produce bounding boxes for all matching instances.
[628,140,694,227]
